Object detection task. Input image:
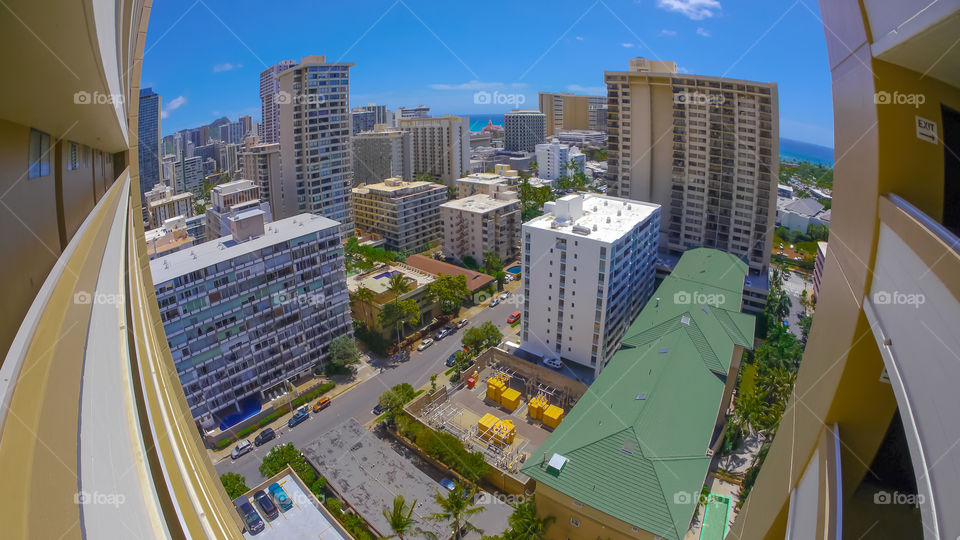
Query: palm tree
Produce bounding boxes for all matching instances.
[429,483,484,539]
[352,285,376,326]
[383,495,422,539]
[506,496,554,540]
[386,273,412,343]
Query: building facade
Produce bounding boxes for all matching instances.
[351,178,446,253]
[521,194,660,372]
[454,169,520,198]
[538,92,606,136]
[504,110,546,152]
[351,108,377,135]
[137,88,162,209]
[239,142,297,220]
[535,141,585,181]
[151,213,352,424]
[440,192,520,264]
[352,124,413,186]
[605,57,778,277]
[259,60,297,144]
[395,105,430,123]
[145,184,194,228]
[205,179,272,240]
[174,156,204,197]
[277,56,355,234]
[398,115,470,186]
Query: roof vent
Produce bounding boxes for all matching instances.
[681,315,691,326]
[621,439,638,456]
[635,392,647,400]
[659,348,669,354]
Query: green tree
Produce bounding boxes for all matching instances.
[259,443,316,484]
[462,321,503,354]
[388,272,411,303]
[482,252,503,274]
[378,383,417,424]
[806,223,829,241]
[500,496,554,540]
[426,274,470,315]
[379,298,421,343]
[798,314,813,344]
[219,472,249,499]
[429,483,484,539]
[528,161,538,176]
[329,335,360,368]
[383,495,421,539]
[345,236,360,256]
[351,285,376,325]
[462,256,479,270]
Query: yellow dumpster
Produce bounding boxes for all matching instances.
[528,395,546,420]
[478,413,499,440]
[500,388,521,411]
[492,419,516,445]
[486,378,504,401]
[543,405,564,429]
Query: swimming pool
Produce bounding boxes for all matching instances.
[374,270,401,280]
[506,265,521,275]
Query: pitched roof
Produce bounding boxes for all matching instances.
[783,197,824,217]
[404,254,495,292]
[522,248,755,540]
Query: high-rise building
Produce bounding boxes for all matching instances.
[605,57,778,278]
[399,115,470,186]
[440,192,520,264]
[521,194,660,371]
[351,107,377,135]
[137,88,162,209]
[396,104,430,122]
[356,103,392,126]
[504,110,546,152]
[219,142,239,174]
[352,124,413,186]
[204,179,272,240]
[588,103,608,132]
[535,141,585,181]
[144,184,194,228]
[239,142,297,219]
[151,213,351,426]
[173,156,204,197]
[351,178,447,253]
[732,4,960,538]
[277,55,355,234]
[538,92,606,136]
[238,115,252,138]
[259,60,297,144]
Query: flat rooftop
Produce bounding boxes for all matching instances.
[352,179,442,195]
[457,172,518,184]
[149,213,340,284]
[346,263,434,304]
[441,193,518,213]
[240,472,349,540]
[525,193,659,243]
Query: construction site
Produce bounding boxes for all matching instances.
[405,348,588,489]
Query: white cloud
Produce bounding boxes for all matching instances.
[656,0,721,20]
[622,43,635,48]
[567,84,607,95]
[696,27,711,37]
[429,80,506,91]
[659,29,677,37]
[677,66,691,74]
[213,62,242,72]
[511,82,530,89]
[161,96,187,119]
[575,35,584,41]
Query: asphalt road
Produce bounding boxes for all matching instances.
[215,295,522,484]
[779,269,811,338]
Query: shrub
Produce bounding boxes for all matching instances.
[220,472,248,499]
[325,498,342,515]
[310,476,327,498]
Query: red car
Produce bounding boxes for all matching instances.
[507,311,521,324]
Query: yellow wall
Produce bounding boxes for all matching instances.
[535,483,656,540]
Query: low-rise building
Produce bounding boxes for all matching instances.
[440,192,521,264]
[776,197,830,233]
[205,179,273,240]
[455,167,520,198]
[144,184,194,228]
[144,216,195,260]
[347,263,438,339]
[523,248,755,539]
[554,129,606,147]
[150,213,352,426]
[351,178,446,253]
[535,141,585,181]
[521,194,660,372]
[405,254,496,303]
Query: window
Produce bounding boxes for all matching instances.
[570,517,581,527]
[67,142,80,171]
[29,129,51,178]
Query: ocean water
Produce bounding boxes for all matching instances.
[461,113,835,166]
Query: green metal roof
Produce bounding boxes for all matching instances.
[523,248,755,540]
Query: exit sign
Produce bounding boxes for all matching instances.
[916,116,938,144]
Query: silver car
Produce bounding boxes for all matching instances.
[230,440,254,460]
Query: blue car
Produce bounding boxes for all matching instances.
[439,477,456,491]
[288,409,309,428]
[268,482,293,512]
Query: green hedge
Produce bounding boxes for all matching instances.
[291,382,336,408]
[395,414,488,483]
[215,382,336,448]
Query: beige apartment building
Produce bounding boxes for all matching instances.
[455,167,520,198]
[398,115,470,187]
[351,178,446,253]
[239,142,296,220]
[538,92,606,136]
[144,184,193,228]
[440,192,520,264]
[605,57,778,276]
[352,124,413,186]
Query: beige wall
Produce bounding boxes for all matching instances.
[535,483,656,539]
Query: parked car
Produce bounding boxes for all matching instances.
[236,499,265,534]
[435,328,452,340]
[253,428,275,447]
[254,490,279,521]
[287,409,309,428]
[417,338,434,351]
[507,311,521,324]
[457,319,469,329]
[268,483,293,512]
[372,403,383,416]
[499,292,510,300]
[542,357,563,370]
[312,396,331,412]
[446,353,458,368]
[230,440,254,460]
[439,477,456,491]
[489,298,500,307]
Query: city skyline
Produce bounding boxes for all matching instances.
[142,0,834,147]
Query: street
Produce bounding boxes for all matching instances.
[215,294,522,484]
[779,268,811,337]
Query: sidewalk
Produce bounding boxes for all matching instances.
[207,353,381,462]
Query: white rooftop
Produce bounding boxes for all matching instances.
[525,193,660,243]
[150,213,339,284]
[441,193,519,213]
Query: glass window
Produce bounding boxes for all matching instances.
[29,129,51,178]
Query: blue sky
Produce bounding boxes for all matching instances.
[143,0,835,147]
